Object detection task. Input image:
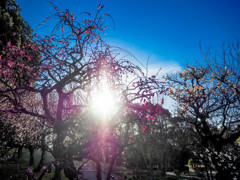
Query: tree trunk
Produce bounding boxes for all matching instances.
[35,147,46,171]
[29,146,34,166]
[35,136,46,172]
[52,164,63,180]
[106,155,116,180]
[96,160,102,180]
[204,165,210,180]
[161,150,167,176]
[17,146,23,158]
[64,161,78,180]
[52,127,65,180]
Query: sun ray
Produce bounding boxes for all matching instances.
[90,79,119,120]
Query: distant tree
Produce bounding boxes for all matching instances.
[0,0,32,50]
[0,91,50,169]
[125,107,193,178]
[166,41,240,179]
[0,112,17,159]
[168,116,195,172]
[0,0,41,165]
[202,40,240,104]
[88,109,140,180]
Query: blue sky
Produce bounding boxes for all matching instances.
[16,0,240,72]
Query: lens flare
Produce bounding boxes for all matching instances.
[90,81,118,119]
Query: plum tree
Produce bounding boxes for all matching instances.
[0,3,165,180]
[166,41,240,179]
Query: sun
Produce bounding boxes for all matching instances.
[90,80,119,119]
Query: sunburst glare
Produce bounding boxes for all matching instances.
[90,80,119,119]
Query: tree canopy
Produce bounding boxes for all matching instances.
[0,0,32,49]
[166,41,240,180]
[0,3,165,180]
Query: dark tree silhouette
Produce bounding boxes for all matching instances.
[166,41,240,179]
[0,3,165,180]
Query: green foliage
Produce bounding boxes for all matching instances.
[0,161,35,180]
[0,163,20,177]
[0,0,32,49]
[36,169,69,180]
[0,148,66,179]
[124,108,193,176]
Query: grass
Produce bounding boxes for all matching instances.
[0,148,68,180]
[0,148,191,180]
[121,171,188,180]
[123,175,187,180]
[36,169,69,180]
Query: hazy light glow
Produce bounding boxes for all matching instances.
[90,80,119,119]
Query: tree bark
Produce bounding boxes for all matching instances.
[96,160,102,180]
[35,146,46,171]
[17,146,23,158]
[64,161,78,180]
[29,146,34,166]
[52,126,65,180]
[52,164,63,180]
[106,155,116,180]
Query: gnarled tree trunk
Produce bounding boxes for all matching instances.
[96,160,102,180]
[28,146,35,166]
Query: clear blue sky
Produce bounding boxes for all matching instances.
[16,0,240,70]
